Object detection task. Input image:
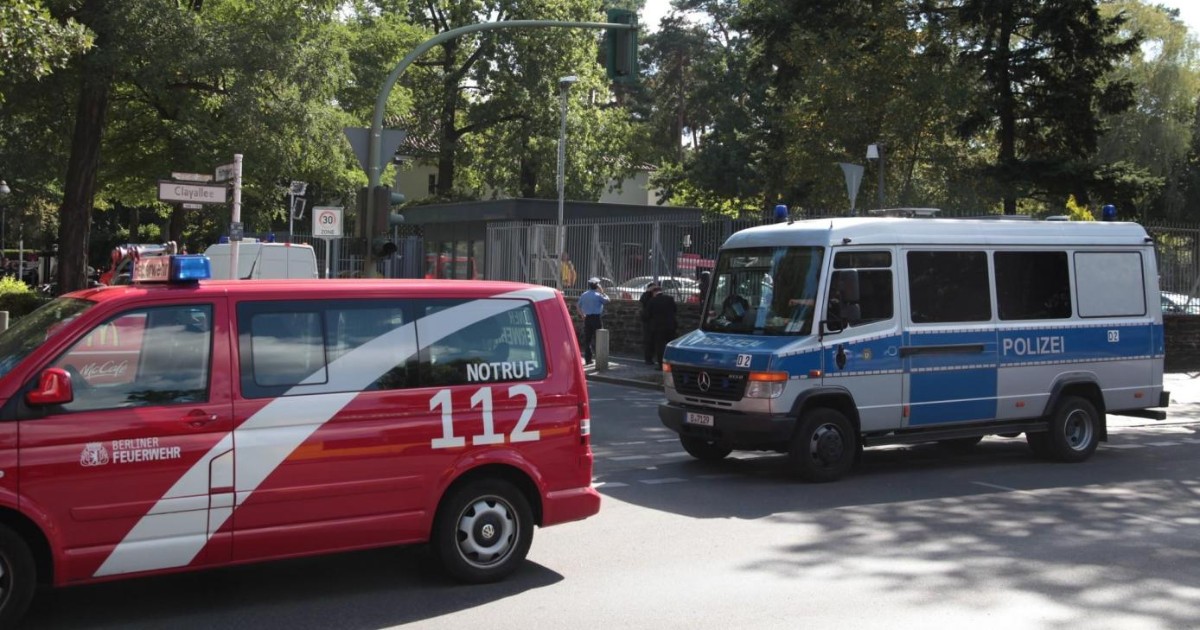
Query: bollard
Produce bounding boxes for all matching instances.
[0,311,7,332]
[596,328,610,371]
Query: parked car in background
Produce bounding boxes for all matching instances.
[1161,291,1200,314]
[614,276,702,303]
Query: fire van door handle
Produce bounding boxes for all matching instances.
[186,411,219,428]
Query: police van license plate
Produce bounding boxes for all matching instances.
[686,412,714,427]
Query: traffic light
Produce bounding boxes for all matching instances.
[605,9,638,85]
[370,185,406,257]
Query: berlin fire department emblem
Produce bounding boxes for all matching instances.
[80,442,110,467]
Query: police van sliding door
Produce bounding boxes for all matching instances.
[902,250,999,425]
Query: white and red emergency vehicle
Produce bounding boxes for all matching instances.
[0,255,599,624]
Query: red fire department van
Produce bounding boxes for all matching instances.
[0,255,599,624]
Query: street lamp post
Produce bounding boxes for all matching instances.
[867,142,885,209]
[556,75,577,291]
[0,180,9,265]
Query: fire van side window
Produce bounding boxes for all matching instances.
[245,310,328,389]
[50,305,213,411]
[417,300,546,387]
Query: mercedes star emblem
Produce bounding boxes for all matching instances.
[698,371,712,392]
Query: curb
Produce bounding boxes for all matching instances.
[586,372,663,391]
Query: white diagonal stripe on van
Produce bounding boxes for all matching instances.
[94,291,552,578]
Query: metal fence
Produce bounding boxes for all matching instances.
[486,216,760,298]
[480,216,1200,310]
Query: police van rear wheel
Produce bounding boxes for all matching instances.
[0,525,35,627]
[433,479,533,584]
[680,436,732,462]
[1046,396,1100,463]
[789,409,857,482]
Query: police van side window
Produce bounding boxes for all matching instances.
[1074,252,1146,317]
[417,300,546,387]
[995,251,1071,320]
[907,251,991,323]
[51,305,213,412]
[831,251,893,326]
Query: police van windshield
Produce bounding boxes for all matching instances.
[701,246,824,335]
[0,297,94,378]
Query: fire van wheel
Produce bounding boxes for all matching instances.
[1045,396,1101,463]
[433,479,533,584]
[0,525,35,627]
[680,436,733,462]
[789,408,857,482]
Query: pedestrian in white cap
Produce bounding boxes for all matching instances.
[577,277,610,364]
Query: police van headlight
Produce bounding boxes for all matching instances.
[745,372,787,399]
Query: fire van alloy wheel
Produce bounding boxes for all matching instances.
[789,408,857,482]
[0,524,36,627]
[1045,395,1100,463]
[433,479,533,584]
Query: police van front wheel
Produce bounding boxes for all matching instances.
[432,479,533,584]
[1045,396,1101,463]
[0,524,36,627]
[789,409,857,482]
[680,436,732,462]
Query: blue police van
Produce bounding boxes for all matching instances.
[658,217,1169,481]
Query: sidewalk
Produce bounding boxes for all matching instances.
[584,355,665,390]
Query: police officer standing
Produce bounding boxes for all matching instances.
[577,277,610,364]
[646,285,678,366]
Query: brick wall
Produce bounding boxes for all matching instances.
[571,300,1200,372]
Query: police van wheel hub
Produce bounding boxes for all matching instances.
[790,409,857,482]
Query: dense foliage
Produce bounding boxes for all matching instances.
[0,0,1197,291]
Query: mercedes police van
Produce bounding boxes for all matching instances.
[659,217,1169,482]
[0,255,599,624]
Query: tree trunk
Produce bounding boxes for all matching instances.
[58,67,112,293]
[436,42,459,197]
[997,2,1017,215]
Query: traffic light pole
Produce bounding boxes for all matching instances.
[362,19,636,276]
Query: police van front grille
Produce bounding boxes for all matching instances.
[672,367,748,401]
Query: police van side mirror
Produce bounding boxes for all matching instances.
[820,318,845,338]
[26,367,74,406]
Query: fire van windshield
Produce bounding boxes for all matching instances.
[700,246,824,335]
[0,297,94,378]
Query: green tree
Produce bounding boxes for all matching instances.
[956,0,1140,214]
[0,0,92,99]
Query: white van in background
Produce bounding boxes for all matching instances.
[204,240,318,280]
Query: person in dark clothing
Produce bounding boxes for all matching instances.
[639,281,659,364]
[646,286,678,366]
[697,270,711,302]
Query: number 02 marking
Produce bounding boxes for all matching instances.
[430,385,540,449]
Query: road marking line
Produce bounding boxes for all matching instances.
[1123,512,1174,526]
[656,438,678,443]
[972,481,1030,494]
[610,441,647,446]
[660,452,690,458]
[1103,444,1147,449]
[1146,441,1182,447]
[641,477,686,485]
[597,481,628,488]
[610,455,651,461]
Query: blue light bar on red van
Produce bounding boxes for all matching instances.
[132,255,211,283]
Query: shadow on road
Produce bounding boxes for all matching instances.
[22,545,563,629]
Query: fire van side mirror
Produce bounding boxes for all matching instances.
[26,368,74,406]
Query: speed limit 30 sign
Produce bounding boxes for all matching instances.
[313,206,343,238]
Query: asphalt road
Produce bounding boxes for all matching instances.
[22,377,1200,629]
